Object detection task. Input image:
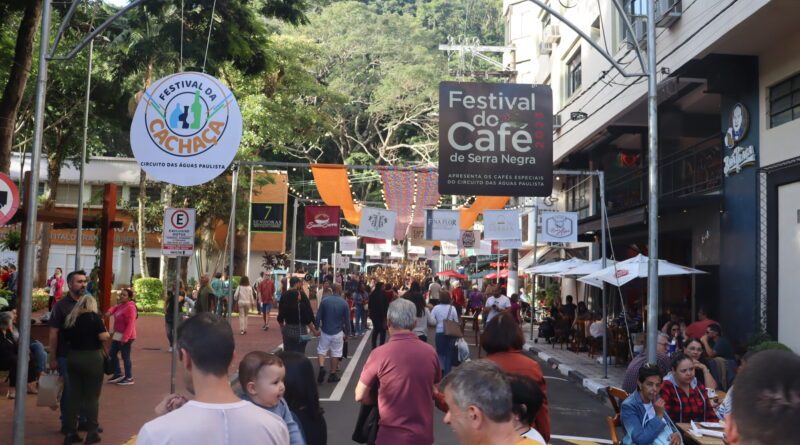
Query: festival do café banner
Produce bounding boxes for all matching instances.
[438,81,553,197]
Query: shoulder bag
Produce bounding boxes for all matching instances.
[443,305,463,338]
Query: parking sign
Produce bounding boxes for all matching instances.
[162,208,196,256]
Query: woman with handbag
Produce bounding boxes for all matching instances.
[62,295,111,444]
[106,288,137,385]
[430,291,460,375]
[234,276,257,335]
[278,276,319,354]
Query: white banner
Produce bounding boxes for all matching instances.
[350,248,365,260]
[474,240,492,256]
[483,209,521,240]
[130,72,242,186]
[425,246,436,259]
[332,254,350,268]
[408,245,426,255]
[357,207,397,240]
[162,208,196,256]
[390,244,404,258]
[366,243,383,258]
[339,236,358,253]
[424,209,461,241]
[441,240,459,256]
[498,238,522,249]
[539,211,578,243]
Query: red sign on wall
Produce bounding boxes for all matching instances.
[304,206,340,236]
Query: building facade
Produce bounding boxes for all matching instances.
[504,0,800,351]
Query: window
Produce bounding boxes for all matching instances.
[566,49,582,97]
[55,184,80,206]
[769,73,800,128]
[565,176,591,219]
[591,16,602,43]
[541,12,552,30]
[620,0,647,44]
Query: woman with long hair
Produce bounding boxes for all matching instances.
[47,267,65,311]
[277,351,327,445]
[683,338,718,389]
[430,291,459,375]
[106,288,137,385]
[405,281,435,342]
[234,276,256,335]
[368,282,389,348]
[62,296,111,444]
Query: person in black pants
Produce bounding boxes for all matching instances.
[277,277,319,353]
[278,351,328,445]
[368,282,389,348]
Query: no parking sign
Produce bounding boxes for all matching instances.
[162,208,196,256]
[0,173,19,226]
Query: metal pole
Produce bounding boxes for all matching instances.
[645,1,660,366]
[245,167,254,276]
[75,37,93,270]
[600,173,608,378]
[316,242,321,285]
[170,258,180,393]
[529,204,538,341]
[290,198,298,274]
[13,1,51,443]
[227,166,238,322]
[508,197,519,298]
[333,241,338,272]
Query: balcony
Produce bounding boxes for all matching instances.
[604,135,722,214]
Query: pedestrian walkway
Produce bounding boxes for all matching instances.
[524,336,626,397]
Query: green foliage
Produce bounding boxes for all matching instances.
[544,281,560,306]
[32,288,49,312]
[133,277,164,311]
[749,341,793,353]
[0,230,20,252]
[746,331,773,348]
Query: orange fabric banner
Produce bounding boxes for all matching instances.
[311,165,361,225]
[460,196,509,230]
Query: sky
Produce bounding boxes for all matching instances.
[104,0,130,7]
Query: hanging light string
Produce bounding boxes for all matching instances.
[201,0,218,73]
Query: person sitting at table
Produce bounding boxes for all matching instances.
[660,353,718,423]
[664,321,685,355]
[683,338,719,390]
[724,349,800,445]
[622,333,672,394]
[620,364,681,445]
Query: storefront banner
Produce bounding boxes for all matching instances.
[357,207,397,240]
[441,240,459,256]
[251,203,285,233]
[498,238,522,249]
[458,230,479,249]
[424,209,461,241]
[339,236,358,253]
[366,243,383,258]
[539,211,578,243]
[483,209,521,240]
[351,248,365,260]
[304,205,340,236]
[130,72,241,186]
[331,254,350,268]
[390,244,404,258]
[408,226,425,241]
[408,245,426,255]
[474,240,492,255]
[438,81,553,197]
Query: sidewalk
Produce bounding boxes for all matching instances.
[0,311,284,445]
[522,326,626,398]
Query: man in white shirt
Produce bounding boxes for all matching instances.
[484,293,511,323]
[135,313,289,445]
[428,277,442,304]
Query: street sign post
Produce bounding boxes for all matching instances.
[0,173,20,226]
[162,207,195,393]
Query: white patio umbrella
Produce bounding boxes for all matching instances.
[557,258,617,277]
[524,258,587,276]
[578,254,706,288]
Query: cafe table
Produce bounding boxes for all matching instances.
[676,423,726,445]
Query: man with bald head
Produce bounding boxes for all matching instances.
[315,283,350,383]
[196,274,214,314]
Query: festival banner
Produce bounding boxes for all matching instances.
[539,211,579,243]
[498,238,522,249]
[339,236,358,253]
[304,205,340,237]
[474,240,492,256]
[366,243,384,258]
[408,245,426,255]
[438,81,553,197]
[482,209,521,240]
[390,244,404,259]
[424,209,461,241]
[458,230,479,249]
[357,207,398,240]
[351,248,365,260]
[441,240,459,256]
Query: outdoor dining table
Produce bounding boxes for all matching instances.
[676,423,726,445]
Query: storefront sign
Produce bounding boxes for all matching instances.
[539,211,578,243]
[162,208,195,256]
[723,103,756,176]
[441,240,458,256]
[424,209,461,241]
[438,81,553,197]
[130,72,242,186]
[339,236,358,253]
[304,205,340,236]
[498,238,522,249]
[458,230,478,249]
[474,240,492,255]
[251,203,285,233]
[482,209,521,240]
[357,207,397,240]
[0,173,20,226]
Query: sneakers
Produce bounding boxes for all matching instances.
[262,324,268,331]
[84,432,102,444]
[107,375,125,384]
[317,368,326,384]
[62,432,82,444]
[117,377,135,386]
[327,373,340,383]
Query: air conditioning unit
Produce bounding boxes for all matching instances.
[542,24,560,44]
[633,19,647,48]
[539,41,553,56]
[553,114,562,130]
[656,0,682,28]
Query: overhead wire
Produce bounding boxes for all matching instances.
[201,0,218,73]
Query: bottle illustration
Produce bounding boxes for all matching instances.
[190,90,202,130]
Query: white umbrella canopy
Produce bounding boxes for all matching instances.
[578,254,706,288]
[524,258,588,276]
[558,258,617,277]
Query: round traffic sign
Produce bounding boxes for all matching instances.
[0,173,20,226]
[171,209,190,229]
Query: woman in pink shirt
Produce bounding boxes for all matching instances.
[106,288,138,385]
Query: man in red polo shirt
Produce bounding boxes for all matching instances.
[685,307,718,340]
[258,272,276,331]
[355,298,441,445]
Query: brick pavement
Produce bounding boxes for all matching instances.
[0,311,284,445]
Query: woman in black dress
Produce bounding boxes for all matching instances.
[277,351,327,445]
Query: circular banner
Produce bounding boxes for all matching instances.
[130,72,242,186]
